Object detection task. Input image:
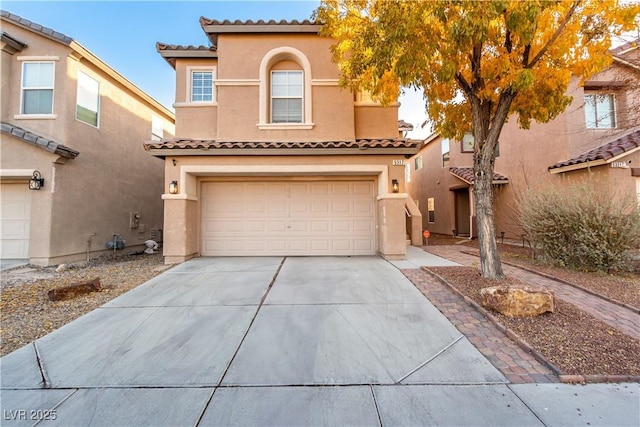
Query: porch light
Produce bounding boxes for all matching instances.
[169,180,178,194]
[29,170,44,190]
[392,179,399,193]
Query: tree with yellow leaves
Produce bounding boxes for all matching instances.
[315,0,639,279]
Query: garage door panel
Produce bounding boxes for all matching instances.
[201,181,375,256]
[1,184,31,259]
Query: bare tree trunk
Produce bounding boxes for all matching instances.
[474,155,505,280]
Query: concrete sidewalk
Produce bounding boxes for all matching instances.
[1,256,638,426]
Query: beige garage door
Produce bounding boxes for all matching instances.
[0,184,31,259]
[201,180,376,256]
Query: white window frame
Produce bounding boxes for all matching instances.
[584,93,616,129]
[442,139,450,168]
[19,60,56,118]
[76,70,100,128]
[270,70,303,124]
[151,115,163,141]
[258,46,313,130]
[187,66,216,105]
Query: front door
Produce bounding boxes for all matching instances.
[454,189,470,237]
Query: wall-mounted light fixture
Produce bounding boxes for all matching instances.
[392,179,399,193]
[29,170,44,190]
[169,180,178,194]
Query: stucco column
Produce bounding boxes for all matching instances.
[377,193,407,260]
[161,194,198,264]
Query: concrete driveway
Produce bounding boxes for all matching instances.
[1,256,638,426]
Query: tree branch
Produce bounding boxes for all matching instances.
[455,72,473,98]
[526,0,582,68]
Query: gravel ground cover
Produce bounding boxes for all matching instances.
[1,253,166,356]
[427,266,640,376]
[428,234,640,310]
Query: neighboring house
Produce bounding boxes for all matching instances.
[408,39,640,240]
[0,11,175,266]
[144,18,422,264]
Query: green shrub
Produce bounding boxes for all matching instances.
[519,178,640,272]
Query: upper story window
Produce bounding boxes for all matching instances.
[76,71,100,127]
[258,47,313,129]
[188,67,215,103]
[21,62,54,115]
[151,115,163,141]
[584,93,616,129]
[414,155,423,171]
[442,138,450,168]
[462,132,474,152]
[271,70,303,123]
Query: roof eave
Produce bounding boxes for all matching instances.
[549,146,640,174]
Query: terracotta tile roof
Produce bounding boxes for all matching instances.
[144,138,422,154]
[1,122,79,159]
[1,10,72,45]
[398,120,414,132]
[549,129,640,171]
[449,167,509,185]
[1,31,27,52]
[156,42,218,67]
[199,16,321,46]
[611,38,640,70]
[156,43,216,52]
[200,17,318,26]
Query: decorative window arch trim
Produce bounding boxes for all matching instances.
[258,46,313,127]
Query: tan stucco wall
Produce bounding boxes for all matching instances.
[1,19,175,265]
[171,33,399,143]
[159,153,409,261]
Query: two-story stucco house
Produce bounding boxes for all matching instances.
[0,11,175,266]
[144,18,422,264]
[408,39,640,240]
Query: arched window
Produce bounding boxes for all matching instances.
[258,47,313,129]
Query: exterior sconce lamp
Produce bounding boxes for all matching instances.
[392,179,399,193]
[169,180,178,194]
[29,170,44,190]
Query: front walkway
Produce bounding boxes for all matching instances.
[399,244,640,385]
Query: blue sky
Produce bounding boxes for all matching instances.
[2,1,432,137]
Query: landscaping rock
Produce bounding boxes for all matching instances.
[480,285,555,317]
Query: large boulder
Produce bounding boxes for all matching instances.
[480,285,555,317]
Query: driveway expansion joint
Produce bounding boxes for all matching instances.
[396,335,464,383]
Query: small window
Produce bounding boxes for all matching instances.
[584,93,616,129]
[442,139,450,168]
[405,164,411,184]
[151,116,163,141]
[271,70,303,123]
[76,71,100,127]
[21,62,54,114]
[462,133,474,152]
[414,156,423,171]
[427,197,435,223]
[191,70,214,102]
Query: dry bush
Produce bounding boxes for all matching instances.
[520,178,640,272]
